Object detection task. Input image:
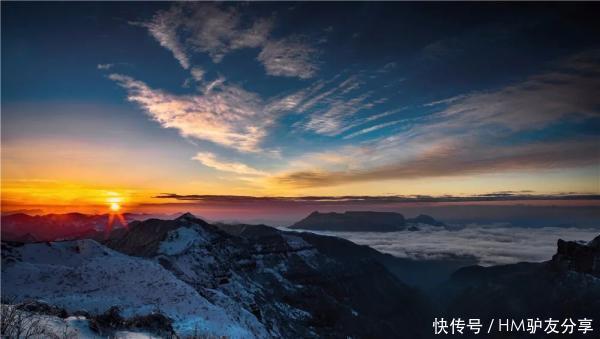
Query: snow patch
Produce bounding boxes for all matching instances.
[158,227,206,255]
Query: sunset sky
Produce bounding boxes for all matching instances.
[2,2,599,215]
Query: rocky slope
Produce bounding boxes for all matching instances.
[2,213,432,338]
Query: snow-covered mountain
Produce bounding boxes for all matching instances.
[3,213,599,338]
[2,213,431,338]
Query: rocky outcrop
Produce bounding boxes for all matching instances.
[551,235,600,277]
[440,234,600,323]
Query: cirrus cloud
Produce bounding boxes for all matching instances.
[139,3,318,79]
[109,73,272,152]
[192,152,266,176]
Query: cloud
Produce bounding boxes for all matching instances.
[184,5,271,63]
[154,192,600,204]
[192,152,266,176]
[140,3,318,79]
[109,73,273,152]
[142,6,190,69]
[140,3,271,65]
[304,226,600,266]
[276,55,600,187]
[343,119,403,139]
[258,37,318,79]
[273,74,388,136]
[276,138,599,187]
[432,69,600,132]
[190,67,205,82]
[97,63,114,70]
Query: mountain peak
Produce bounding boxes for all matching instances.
[176,212,198,221]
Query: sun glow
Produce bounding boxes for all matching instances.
[110,202,120,211]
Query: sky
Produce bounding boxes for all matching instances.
[2,2,599,216]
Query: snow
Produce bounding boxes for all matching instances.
[2,240,268,338]
[0,307,161,339]
[158,227,207,255]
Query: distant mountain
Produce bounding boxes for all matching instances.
[0,212,164,242]
[1,213,112,242]
[289,211,446,232]
[406,214,446,227]
[3,213,433,338]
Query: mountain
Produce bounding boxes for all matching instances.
[4,211,597,338]
[2,213,433,338]
[290,211,406,231]
[1,213,128,242]
[552,235,600,276]
[439,234,600,325]
[289,211,446,232]
[406,214,446,227]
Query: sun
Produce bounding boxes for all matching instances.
[106,194,123,212]
[110,202,120,212]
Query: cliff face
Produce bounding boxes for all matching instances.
[551,235,600,277]
[290,211,406,232]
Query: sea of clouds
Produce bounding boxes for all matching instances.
[297,225,600,266]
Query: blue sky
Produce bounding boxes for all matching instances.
[2,2,599,208]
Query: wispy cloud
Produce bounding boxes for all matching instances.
[258,37,318,79]
[276,138,598,187]
[276,54,600,187]
[109,73,272,152]
[141,5,190,69]
[139,3,318,79]
[343,119,403,139]
[192,152,266,176]
[190,67,205,82]
[273,74,388,136]
[97,63,114,70]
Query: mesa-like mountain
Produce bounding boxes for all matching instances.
[289,211,446,232]
[2,212,599,338]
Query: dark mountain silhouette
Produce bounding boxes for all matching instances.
[439,234,600,331]
[290,211,446,231]
[1,213,114,242]
[290,211,406,231]
[406,214,446,227]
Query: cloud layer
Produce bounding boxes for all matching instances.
[301,226,600,266]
